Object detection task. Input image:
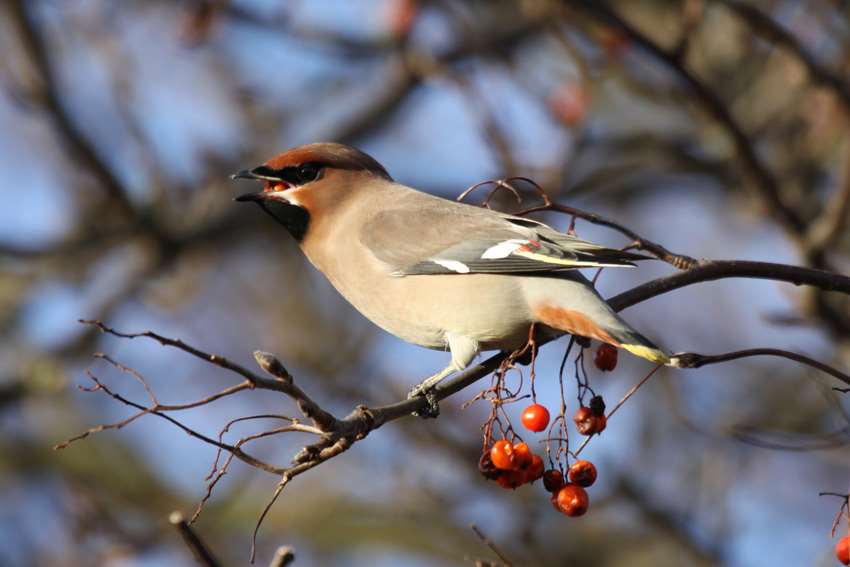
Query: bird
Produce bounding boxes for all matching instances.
[232,142,669,411]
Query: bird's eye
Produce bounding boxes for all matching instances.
[298,163,321,183]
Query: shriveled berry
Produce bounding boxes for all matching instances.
[568,460,597,487]
[589,395,606,416]
[512,442,533,469]
[478,449,500,480]
[490,440,514,471]
[521,403,550,432]
[573,406,594,435]
[574,406,607,436]
[555,484,589,517]
[543,469,565,493]
[594,344,618,371]
[837,536,850,565]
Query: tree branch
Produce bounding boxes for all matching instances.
[607,260,850,312]
[170,511,222,567]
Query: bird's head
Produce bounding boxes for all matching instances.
[232,142,392,240]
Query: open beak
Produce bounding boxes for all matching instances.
[231,167,275,202]
[234,191,266,202]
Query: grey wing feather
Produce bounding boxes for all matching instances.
[360,192,649,276]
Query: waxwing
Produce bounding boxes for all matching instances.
[233,143,668,402]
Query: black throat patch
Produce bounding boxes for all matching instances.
[258,199,310,241]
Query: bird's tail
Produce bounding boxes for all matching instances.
[533,301,670,365]
[525,274,671,366]
[608,327,670,365]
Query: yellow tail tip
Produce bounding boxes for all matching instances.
[621,343,670,365]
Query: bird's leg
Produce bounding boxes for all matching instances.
[408,366,454,418]
[408,333,479,418]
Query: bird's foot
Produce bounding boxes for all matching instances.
[408,386,440,418]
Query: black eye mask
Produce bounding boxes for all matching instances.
[250,163,323,187]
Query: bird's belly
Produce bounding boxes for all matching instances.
[333,271,534,352]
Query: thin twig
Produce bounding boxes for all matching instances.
[470,524,514,567]
[673,348,850,388]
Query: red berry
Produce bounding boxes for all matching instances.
[542,469,565,493]
[512,442,533,469]
[594,344,618,371]
[554,484,589,517]
[495,470,524,490]
[521,403,550,432]
[490,440,514,471]
[837,536,850,565]
[526,454,544,483]
[595,414,608,433]
[568,460,597,487]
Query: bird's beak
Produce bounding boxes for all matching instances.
[230,169,259,181]
[234,191,266,202]
[231,167,274,202]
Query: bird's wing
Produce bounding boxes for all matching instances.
[360,196,648,276]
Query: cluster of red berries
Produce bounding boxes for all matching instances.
[837,535,850,565]
[544,459,597,517]
[487,440,545,489]
[480,343,618,517]
[481,399,605,517]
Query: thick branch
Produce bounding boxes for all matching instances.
[170,511,221,567]
[607,260,850,312]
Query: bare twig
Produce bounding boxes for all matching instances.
[674,348,850,388]
[573,364,663,457]
[253,351,339,431]
[170,511,221,567]
[268,546,296,567]
[58,369,287,474]
[81,320,296,395]
[470,523,514,567]
[819,492,850,538]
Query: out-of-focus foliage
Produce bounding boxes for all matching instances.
[1,1,849,566]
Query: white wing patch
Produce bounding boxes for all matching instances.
[432,259,470,273]
[481,239,527,259]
